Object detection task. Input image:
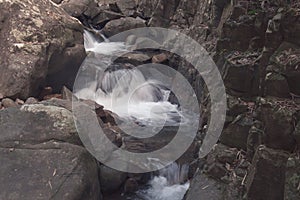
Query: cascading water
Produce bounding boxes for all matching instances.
[76,30,192,200]
[136,163,190,200]
[76,30,186,126]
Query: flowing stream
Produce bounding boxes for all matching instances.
[75,30,191,200]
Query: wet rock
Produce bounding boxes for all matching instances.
[0,0,85,99]
[99,165,127,193]
[102,17,146,37]
[1,98,18,108]
[245,145,289,200]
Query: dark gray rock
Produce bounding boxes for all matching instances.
[245,145,289,200]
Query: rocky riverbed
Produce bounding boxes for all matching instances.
[1,0,300,200]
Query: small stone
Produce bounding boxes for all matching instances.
[25,97,39,105]
[0,93,4,100]
[43,94,62,100]
[15,98,25,105]
[152,53,168,63]
[1,98,18,108]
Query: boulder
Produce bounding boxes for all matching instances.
[0,0,85,99]
[102,17,146,37]
[0,104,102,199]
[0,143,101,200]
[245,145,289,200]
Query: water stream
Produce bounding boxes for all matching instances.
[76,30,191,200]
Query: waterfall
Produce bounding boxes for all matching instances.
[136,163,190,200]
[76,30,185,126]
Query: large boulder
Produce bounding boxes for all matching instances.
[0,0,85,99]
[0,104,102,200]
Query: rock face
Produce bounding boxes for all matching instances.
[245,145,289,200]
[0,104,102,200]
[0,0,85,99]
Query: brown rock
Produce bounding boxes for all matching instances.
[25,97,39,105]
[1,98,18,108]
[152,53,168,63]
[15,98,24,106]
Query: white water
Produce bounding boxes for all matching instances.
[136,163,190,200]
[76,30,185,126]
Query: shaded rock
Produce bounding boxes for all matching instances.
[99,165,127,193]
[0,0,85,99]
[245,145,289,200]
[51,0,62,4]
[257,98,298,151]
[1,98,18,108]
[0,143,101,200]
[222,51,260,97]
[265,72,290,98]
[102,17,146,37]
[92,10,123,28]
[269,42,300,96]
[285,155,300,200]
[220,115,253,150]
[123,178,139,194]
